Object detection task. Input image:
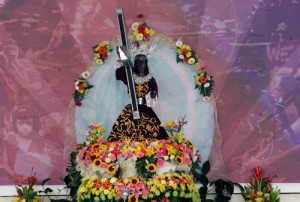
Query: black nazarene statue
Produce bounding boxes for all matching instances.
[108,54,168,141]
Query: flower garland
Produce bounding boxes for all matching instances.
[195,66,214,100]
[175,39,215,100]
[238,166,280,202]
[73,71,93,107]
[92,40,113,65]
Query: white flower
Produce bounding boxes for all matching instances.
[105,157,111,163]
[204,82,210,88]
[131,22,140,31]
[81,71,90,79]
[110,177,118,183]
[170,155,175,160]
[164,156,169,161]
[176,40,183,47]
[179,54,184,59]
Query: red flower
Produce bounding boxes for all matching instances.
[252,166,263,181]
[99,47,107,55]
[181,49,187,55]
[183,58,188,64]
[75,100,82,106]
[162,198,169,202]
[200,77,207,83]
[79,84,85,90]
[14,173,23,187]
[27,175,37,186]
[138,25,146,34]
[144,34,150,41]
[103,53,109,59]
[200,66,206,71]
[137,14,144,19]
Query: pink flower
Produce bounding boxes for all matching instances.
[110,154,116,161]
[157,158,164,167]
[142,188,149,196]
[137,151,145,158]
[75,100,82,106]
[85,155,91,163]
[183,156,190,165]
[101,162,107,168]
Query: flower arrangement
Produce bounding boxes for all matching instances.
[77,172,200,202]
[195,66,214,100]
[13,172,40,202]
[73,71,93,107]
[92,40,113,65]
[131,14,155,42]
[238,166,280,202]
[72,118,203,201]
[175,39,198,65]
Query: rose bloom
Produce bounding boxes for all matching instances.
[131,22,139,30]
[157,158,164,167]
[183,58,188,64]
[183,156,190,165]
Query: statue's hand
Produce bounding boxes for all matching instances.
[150,91,157,99]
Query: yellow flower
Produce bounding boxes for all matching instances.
[130,176,139,185]
[195,75,202,86]
[186,51,192,58]
[188,57,196,65]
[146,163,157,172]
[255,198,263,202]
[145,27,150,34]
[97,125,106,132]
[93,158,102,168]
[149,28,154,36]
[146,148,155,157]
[106,164,117,175]
[136,33,144,41]
[175,156,184,165]
[128,194,138,202]
[96,58,103,65]
[182,44,191,51]
[166,120,175,128]
[264,193,270,200]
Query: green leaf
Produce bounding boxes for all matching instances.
[202,160,210,175]
[42,178,51,186]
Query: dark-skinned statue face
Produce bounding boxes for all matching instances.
[134,54,149,77]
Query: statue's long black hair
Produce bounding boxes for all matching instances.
[133,54,149,75]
